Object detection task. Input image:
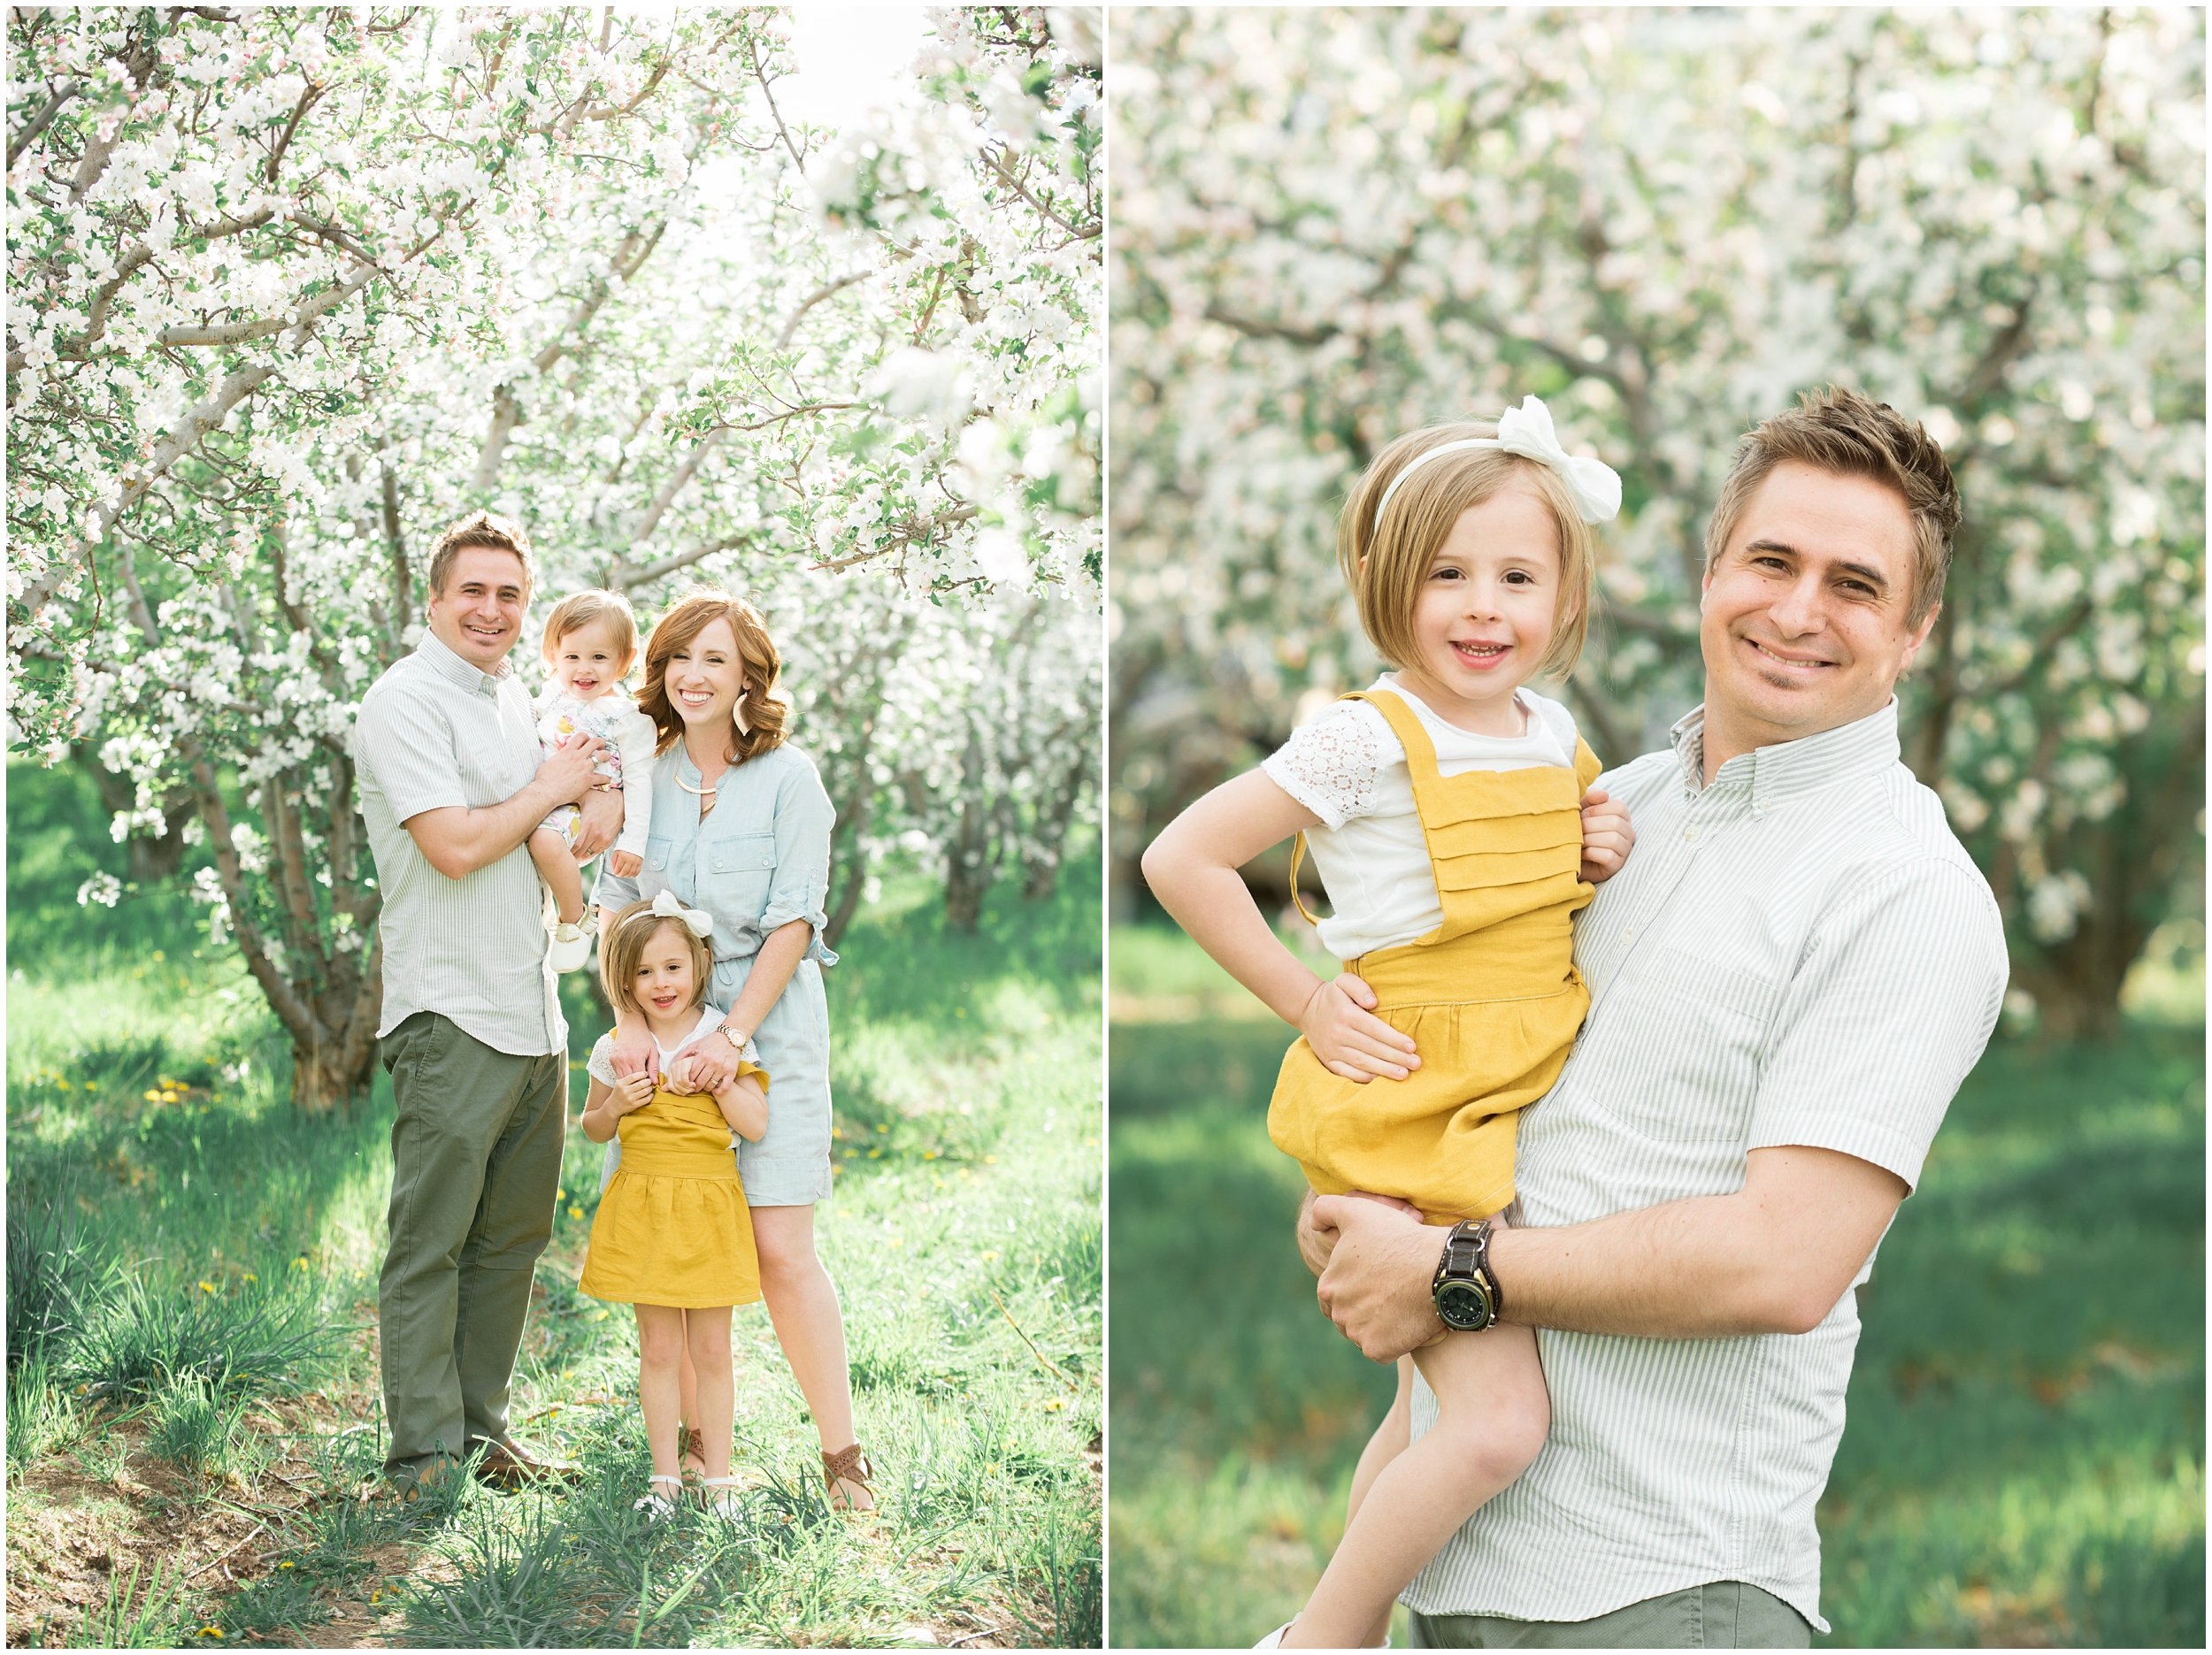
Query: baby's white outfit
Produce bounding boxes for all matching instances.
[536,691,661,860]
[1261,675,1582,960]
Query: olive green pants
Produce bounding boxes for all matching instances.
[1412,1581,1813,1648]
[378,1013,566,1478]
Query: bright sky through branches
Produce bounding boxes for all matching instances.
[776,6,932,134]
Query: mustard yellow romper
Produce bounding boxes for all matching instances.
[580,1069,769,1309]
[1267,689,1602,1226]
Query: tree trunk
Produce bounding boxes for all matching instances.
[74,747,195,883]
[943,730,994,931]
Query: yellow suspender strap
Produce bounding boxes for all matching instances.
[1288,831,1320,928]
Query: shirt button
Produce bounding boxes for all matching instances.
[1622,928,1635,941]
[1685,827,1699,841]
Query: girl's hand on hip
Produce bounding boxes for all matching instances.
[1299,973,1421,1083]
[1579,788,1635,883]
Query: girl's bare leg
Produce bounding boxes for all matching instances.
[633,1304,687,1483]
[751,1204,873,1510]
[1338,1357,1416,1649]
[677,1320,708,1477]
[1280,1324,1549,1649]
[683,1306,736,1482]
[528,827,583,923]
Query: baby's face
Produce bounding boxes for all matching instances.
[549,617,631,700]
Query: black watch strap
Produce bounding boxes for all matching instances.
[1432,1218,1504,1331]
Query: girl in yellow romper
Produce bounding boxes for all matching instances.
[1143,399,1636,1649]
[580,894,770,1520]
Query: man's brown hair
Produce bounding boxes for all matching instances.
[1704,387,1962,626]
[428,510,537,598]
[599,899,715,1019]
[637,588,789,763]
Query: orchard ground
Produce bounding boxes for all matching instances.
[1106,924,2204,1650]
[4,780,1102,1648]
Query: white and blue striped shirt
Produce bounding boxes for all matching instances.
[1406,699,2008,1633]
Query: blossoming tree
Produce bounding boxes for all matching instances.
[8,5,1100,1107]
[1110,6,2202,1037]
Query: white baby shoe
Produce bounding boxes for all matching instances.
[547,913,597,973]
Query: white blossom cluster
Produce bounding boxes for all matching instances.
[7,7,1101,1103]
[1110,8,2202,1029]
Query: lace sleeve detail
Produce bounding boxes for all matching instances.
[1262,701,1394,830]
[586,1033,619,1086]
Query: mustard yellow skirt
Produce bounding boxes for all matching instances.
[1267,930,1586,1227]
[580,1087,762,1308]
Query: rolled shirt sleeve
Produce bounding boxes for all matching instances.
[1748,857,2008,1192]
[357,685,468,824]
[761,751,835,951]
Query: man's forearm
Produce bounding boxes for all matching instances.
[405,776,566,878]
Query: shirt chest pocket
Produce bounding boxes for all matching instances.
[456,717,531,808]
[1601,946,1782,1143]
[702,831,778,920]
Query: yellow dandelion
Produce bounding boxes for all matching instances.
[568,1205,584,1220]
[144,1090,162,1102]
[198,1280,216,1294]
[199,1628,223,1639]
[876,1123,888,1133]
[556,1188,566,1201]
[984,1154,997,1164]
[279,1560,295,1570]
[244,1272,257,1283]
[982,1251,997,1262]
[1045,1399,1065,1411]
[291,1257,309,1269]
[923,1150,936,1160]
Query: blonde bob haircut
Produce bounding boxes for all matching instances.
[540,589,640,674]
[637,588,790,763]
[1338,421,1596,681]
[599,899,715,1020]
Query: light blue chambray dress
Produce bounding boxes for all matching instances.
[594,740,837,1207]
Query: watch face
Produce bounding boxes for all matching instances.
[1436,1278,1493,1332]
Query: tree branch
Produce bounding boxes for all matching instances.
[7,78,79,170]
[776,271,870,349]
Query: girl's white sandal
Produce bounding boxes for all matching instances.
[634,1473,682,1522]
[699,1475,744,1518]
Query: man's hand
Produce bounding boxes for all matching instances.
[571,787,623,861]
[1298,974,1420,1083]
[1579,788,1635,883]
[607,850,642,877]
[1305,1191,1445,1361]
[535,732,605,806]
[609,1022,660,1084]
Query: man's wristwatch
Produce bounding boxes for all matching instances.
[1432,1218,1503,1332]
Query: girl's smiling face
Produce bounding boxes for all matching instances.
[550,616,632,701]
[1394,484,1567,736]
[631,921,701,1031]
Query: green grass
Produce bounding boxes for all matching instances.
[6,860,1102,1649]
[1107,924,2205,1650]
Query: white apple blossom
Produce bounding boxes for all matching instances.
[1110,6,2201,1038]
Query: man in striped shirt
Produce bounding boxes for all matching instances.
[1303,388,2008,1646]
[353,512,624,1498]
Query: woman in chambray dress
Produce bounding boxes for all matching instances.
[594,587,874,1510]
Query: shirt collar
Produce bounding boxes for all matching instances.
[1670,698,1901,815]
[417,628,511,696]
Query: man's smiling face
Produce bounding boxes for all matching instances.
[426,547,530,671]
[1699,460,1937,762]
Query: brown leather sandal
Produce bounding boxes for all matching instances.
[820,1442,877,1513]
[680,1426,707,1483]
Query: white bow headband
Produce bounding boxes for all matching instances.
[626,889,713,939]
[1372,395,1623,526]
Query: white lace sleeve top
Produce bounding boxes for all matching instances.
[1261,676,1582,960]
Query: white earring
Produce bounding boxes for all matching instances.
[733,685,751,735]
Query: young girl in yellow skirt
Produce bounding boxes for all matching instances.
[579,893,769,1520]
[1144,398,1638,1649]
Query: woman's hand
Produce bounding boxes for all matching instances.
[609,1021,660,1084]
[1579,788,1635,883]
[1298,973,1420,1083]
[669,1029,741,1095]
